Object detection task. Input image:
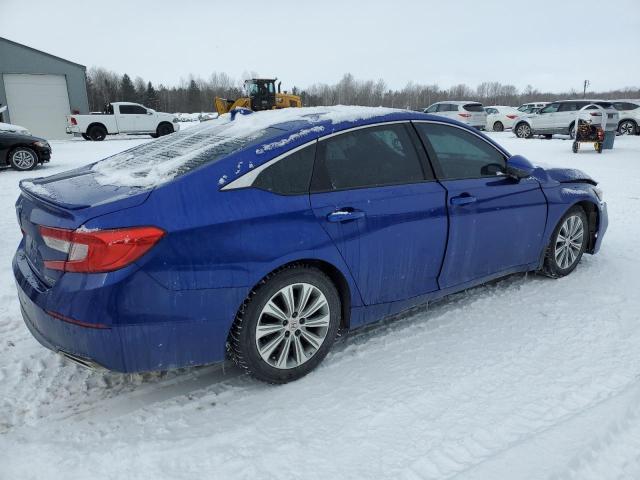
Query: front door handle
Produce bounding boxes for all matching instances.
[450,194,477,206]
[327,209,366,222]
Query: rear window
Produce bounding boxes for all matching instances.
[463,103,484,112]
[92,120,285,188]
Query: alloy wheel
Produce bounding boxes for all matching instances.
[619,121,635,135]
[517,124,531,138]
[12,150,36,169]
[554,215,585,269]
[255,283,330,369]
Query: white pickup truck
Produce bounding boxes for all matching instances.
[67,102,180,141]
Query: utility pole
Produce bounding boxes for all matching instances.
[583,80,590,98]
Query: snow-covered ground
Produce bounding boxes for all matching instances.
[1,130,640,479]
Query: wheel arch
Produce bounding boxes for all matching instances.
[156,121,174,134]
[228,258,353,345]
[574,200,599,253]
[7,145,39,164]
[86,122,108,134]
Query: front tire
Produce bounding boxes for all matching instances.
[157,123,174,137]
[9,147,38,171]
[492,121,504,132]
[229,266,341,383]
[618,120,637,135]
[515,122,533,138]
[541,206,588,278]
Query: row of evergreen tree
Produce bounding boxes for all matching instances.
[86,67,640,114]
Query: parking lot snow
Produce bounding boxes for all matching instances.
[1,131,640,479]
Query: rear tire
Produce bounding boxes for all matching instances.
[9,147,38,171]
[492,121,504,132]
[541,206,588,278]
[81,134,91,141]
[228,265,341,384]
[88,125,107,141]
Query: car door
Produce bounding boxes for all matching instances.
[115,104,143,132]
[413,121,548,289]
[136,106,157,132]
[556,101,580,133]
[437,103,455,120]
[309,122,448,305]
[533,102,560,132]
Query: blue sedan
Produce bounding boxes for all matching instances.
[13,106,608,383]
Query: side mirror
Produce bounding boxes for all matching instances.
[147,109,155,115]
[506,155,535,179]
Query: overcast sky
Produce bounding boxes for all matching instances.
[2,0,639,93]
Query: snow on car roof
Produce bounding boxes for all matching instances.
[91,105,411,188]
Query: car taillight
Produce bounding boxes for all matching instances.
[506,114,518,119]
[458,113,471,118]
[39,225,165,273]
[70,117,77,126]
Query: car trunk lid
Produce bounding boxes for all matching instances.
[17,167,151,286]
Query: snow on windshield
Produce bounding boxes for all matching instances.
[91,106,402,188]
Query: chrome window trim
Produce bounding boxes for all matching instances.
[221,120,411,191]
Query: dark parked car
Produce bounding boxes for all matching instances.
[0,131,51,171]
[14,106,607,384]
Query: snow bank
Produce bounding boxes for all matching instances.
[91,106,404,188]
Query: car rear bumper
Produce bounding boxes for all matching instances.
[66,126,80,134]
[13,247,245,373]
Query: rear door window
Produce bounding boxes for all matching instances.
[558,102,579,112]
[414,123,506,180]
[252,143,316,195]
[311,124,426,192]
[425,104,439,113]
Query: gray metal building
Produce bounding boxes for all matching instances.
[0,37,89,139]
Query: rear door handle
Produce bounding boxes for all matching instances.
[327,209,366,222]
[450,194,477,206]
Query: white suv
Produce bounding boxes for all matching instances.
[611,100,640,135]
[513,100,619,138]
[423,101,487,129]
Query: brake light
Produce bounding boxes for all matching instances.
[506,114,518,119]
[39,225,165,273]
[458,113,471,118]
[70,117,77,126]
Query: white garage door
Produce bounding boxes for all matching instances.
[3,74,71,139]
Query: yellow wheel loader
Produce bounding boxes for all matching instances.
[214,78,302,115]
